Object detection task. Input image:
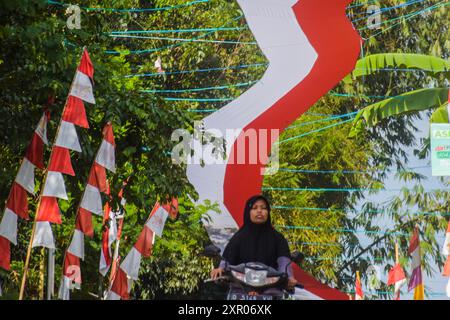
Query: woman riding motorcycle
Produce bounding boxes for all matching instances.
[210,195,297,293]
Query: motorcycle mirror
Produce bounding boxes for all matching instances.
[203,244,222,258]
[291,251,304,265]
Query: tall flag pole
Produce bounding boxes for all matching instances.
[0,112,49,271]
[19,48,95,300]
[58,123,116,300]
[408,226,424,300]
[355,270,363,300]
[106,199,178,300]
[387,241,406,300]
[442,221,450,297]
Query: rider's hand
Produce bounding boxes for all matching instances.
[287,277,298,290]
[210,268,224,280]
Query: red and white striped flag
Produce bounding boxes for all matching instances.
[442,221,450,297]
[97,125,117,277]
[32,48,95,250]
[106,200,178,300]
[387,263,406,300]
[58,123,115,300]
[0,112,49,270]
[355,271,363,300]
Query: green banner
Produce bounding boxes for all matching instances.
[431,123,450,176]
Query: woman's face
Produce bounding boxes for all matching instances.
[249,199,269,224]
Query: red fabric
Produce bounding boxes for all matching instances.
[101,202,112,267]
[111,268,129,300]
[48,146,75,176]
[63,251,82,284]
[88,163,107,193]
[76,207,94,238]
[36,196,62,224]
[162,198,179,220]
[292,264,349,300]
[102,122,115,146]
[6,182,29,220]
[78,48,94,80]
[387,263,406,285]
[0,236,11,270]
[63,96,89,129]
[134,226,153,258]
[25,133,45,169]
[443,256,450,277]
[408,228,420,255]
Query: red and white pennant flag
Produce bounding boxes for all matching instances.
[32,48,95,250]
[0,112,49,270]
[58,123,115,300]
[106,200,178,300]
[387,263,406,300]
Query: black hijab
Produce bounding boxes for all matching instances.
[222,195,291,268]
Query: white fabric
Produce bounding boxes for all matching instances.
[290,287,323,300]
[0,208,18,245]
[70,70,96,104]
[67,229,85,260]
[80,184,103,215]
[42,171,68,200]
[55,121,82,152]
[186,0,318,248]
[32,222,55,249]
[35,113,49,145]
[15,159,35,194]
[447,277,450,298]
[96,140,116,173]
[58,276,71,300]
[410,248,421,270]
[106,290,121,300]
[394,278,407,296]
[99,250,109,277]
[145,206,168,237]
[443,232,450,256]
[120,247,142,281]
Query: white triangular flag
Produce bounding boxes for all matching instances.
[15,159,35,194]
[32,222,55,249]
[70,71,95,104]
[43,171,68,200]
[55,121,82,152]
[0,208,18,245]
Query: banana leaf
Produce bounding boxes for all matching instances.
[349,87,449,137]
[344,53,450,83]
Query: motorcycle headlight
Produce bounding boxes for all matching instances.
[243,268,268,287]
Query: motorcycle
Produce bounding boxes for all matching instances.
[203,244,304,300]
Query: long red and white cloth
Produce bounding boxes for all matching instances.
[32,48,95,250]
[58,123,116,300]
[106,200,178,300]
[186,0,360,300]
[0,112,49,270]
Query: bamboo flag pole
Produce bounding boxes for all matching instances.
[395,241,399,264]
[19,48,86,300]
